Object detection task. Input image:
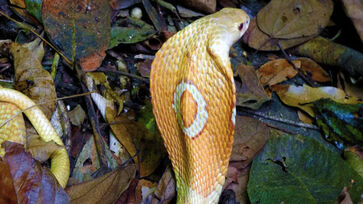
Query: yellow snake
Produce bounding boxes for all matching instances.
[150,8,250,203]
[0,87,69,188]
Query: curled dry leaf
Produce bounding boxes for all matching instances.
[272,84,362,116]
[66,165,136,204]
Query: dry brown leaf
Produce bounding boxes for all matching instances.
[256,59,300,86]
[2,142,68,203]
[342,0,363,42]
[68,105,86,126]
[231,116,270,167]
[272,84,362,116]
[153,167,176,204]
[297,110,314,125]
[245,18,313,51]
[257,0,333,39]
[176,0,216,13]
[26,125,62,163]
[10,39,56,119]
[235,64,270,110]
[224,164,250,204]
[298,57,330,82]
[66,165,136,204]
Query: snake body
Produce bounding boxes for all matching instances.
[150,8,249,203]
[0,88,69,188]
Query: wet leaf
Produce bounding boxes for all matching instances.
[272,84,362,116]
[66,165,136,204]
[313,99,363,145]
[42,0,110,71]
[235,64,270,109]
[1,142,69,203]
[110,17,157,48]
[0,156,17,203]
[257,0,333,39]
[248,132,363,203]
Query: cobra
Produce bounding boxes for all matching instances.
[0,87,69,188]
[150,8,250,203]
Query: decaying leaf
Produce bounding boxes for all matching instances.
[42,0,110,71]
[297,57,330,82]
[272,84,362,116]
[10,38,56,119]
[256,59,300,87]
[1,142,69,203]
[235,64,270,109]
[66,165,136,204]
[231,116,271,166]
[68,104,86,126]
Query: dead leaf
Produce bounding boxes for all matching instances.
[66,165,136,204]
[68,105,86,126]
[272,84,362,116]
[0,157,17,203]
[153,167,176,204]
[231,116,271,167]
[297,110,314,125]
[224,164,251,204]
[256,59,300,86]
[235,64,270,110]
[297,57,330,82]
[135,179,157,203]
[257,0,333,39]
[342,0,363,42]
[2,142,68,203]
[10,39,56,118]
[26,127,63,162]
[42,0,110,71]
[176,0,216,13]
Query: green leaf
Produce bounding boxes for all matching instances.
[25,0,42,23]
[313,99,363,146]
[248,132,363,203]
[110,17,156,48]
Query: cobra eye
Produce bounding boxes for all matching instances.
[238,23,244,31]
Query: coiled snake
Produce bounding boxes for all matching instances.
[150,8,249,203]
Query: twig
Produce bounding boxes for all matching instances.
[97,67,150,83]
[238,107,319,130]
